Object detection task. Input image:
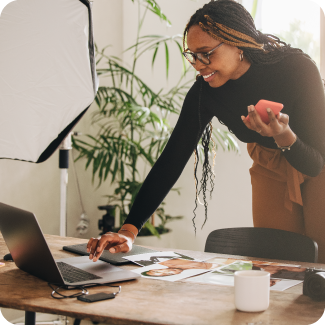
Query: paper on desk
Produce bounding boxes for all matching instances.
[123,251,198,267]
[213,260,306,281]
[186,271,302,291]
[204,257,301,268]
[0,263,4,268]
[131,258,221,282]
[186,258,305,291]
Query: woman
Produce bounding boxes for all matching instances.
[87,0,325,262]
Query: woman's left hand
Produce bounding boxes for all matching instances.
[241,105,289,137]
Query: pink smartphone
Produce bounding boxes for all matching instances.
[247,99,284,124]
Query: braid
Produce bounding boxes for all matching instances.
[198,121,215,229]
[186,0,310,231]
[193,79,216,232]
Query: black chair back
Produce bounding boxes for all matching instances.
[205,227,318,263]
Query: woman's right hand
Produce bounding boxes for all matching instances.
[87,232,133,262]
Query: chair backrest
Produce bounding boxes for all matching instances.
[205,227,318,263]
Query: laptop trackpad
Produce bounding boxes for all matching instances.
[56,256,121,276]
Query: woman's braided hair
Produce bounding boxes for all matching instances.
[186,0,311,232]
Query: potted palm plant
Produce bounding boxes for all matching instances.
[72,0,239,240]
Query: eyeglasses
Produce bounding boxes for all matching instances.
[182,43,224,65]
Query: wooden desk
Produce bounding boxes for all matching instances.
[1,234,324,325]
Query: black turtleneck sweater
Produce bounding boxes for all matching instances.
[124,54,325,231]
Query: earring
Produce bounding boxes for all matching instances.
[239,52,244,62]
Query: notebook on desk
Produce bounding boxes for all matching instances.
[63,243,158,265]
[0,202,141,286]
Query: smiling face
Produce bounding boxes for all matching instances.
[186,25,251,88]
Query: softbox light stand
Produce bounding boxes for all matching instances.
[0,1,97,324]
[0,0,97,239]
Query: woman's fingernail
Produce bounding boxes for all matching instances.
[110,248,116,253]
[266,107,271,113]
[89,254,93,259]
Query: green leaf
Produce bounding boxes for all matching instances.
[152,44,159,68]
[120,161,125,182]
[105,154,114,182]
[143,221,161,238]
[144,0,171,26]
[111,158,119,183]
[175,40,187,75]
[164,42,169,78]
[251,0,259,20]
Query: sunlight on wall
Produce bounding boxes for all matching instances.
[242,0,321,67]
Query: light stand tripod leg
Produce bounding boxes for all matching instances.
[59,133,71,237]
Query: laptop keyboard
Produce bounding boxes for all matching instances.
[57,261,102,283]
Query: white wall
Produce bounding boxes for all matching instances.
[321,7,325,77]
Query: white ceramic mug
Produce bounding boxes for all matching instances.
[234,270,270,312]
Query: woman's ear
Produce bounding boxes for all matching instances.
[239,50,244,61]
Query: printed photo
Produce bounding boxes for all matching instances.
[132,258,221,282]
[187,258,305,291]
[205,257,300,268]
[186,271,302,291]
[213,260,306,280]
[123,251,196,267]
[252,263,306,281]
[213,260,253,275]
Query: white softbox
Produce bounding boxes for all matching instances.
[0,0,97,163]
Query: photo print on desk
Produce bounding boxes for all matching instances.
[203,257,301,268]
[214,260,306,280]
[131,258,221,282]
[186,257,305,291]
[123,251,197,267]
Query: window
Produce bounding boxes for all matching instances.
[241,0,322,70]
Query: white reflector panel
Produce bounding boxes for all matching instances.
[0,0,96,162]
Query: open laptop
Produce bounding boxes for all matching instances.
[0,202,140,286]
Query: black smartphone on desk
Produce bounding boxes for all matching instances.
[77,292,116,303]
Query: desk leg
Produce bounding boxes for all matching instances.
[25,311,36,325]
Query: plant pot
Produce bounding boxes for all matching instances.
[134,228,173,248]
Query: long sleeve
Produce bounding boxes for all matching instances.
[124,80,213,230]
[281,57,325,176]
